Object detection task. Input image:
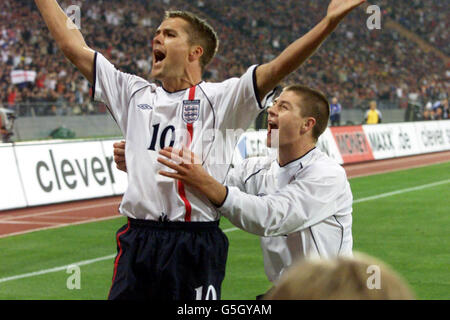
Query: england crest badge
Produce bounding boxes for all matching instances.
[182,99,200,124]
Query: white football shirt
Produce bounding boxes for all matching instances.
[220,148,353,283]
[93,52,273,222]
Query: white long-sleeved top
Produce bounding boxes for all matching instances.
[219,147,353,283]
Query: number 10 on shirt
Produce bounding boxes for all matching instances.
[148,123,176,151]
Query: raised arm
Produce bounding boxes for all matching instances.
[256,0,366,99]
[34,0,95,83]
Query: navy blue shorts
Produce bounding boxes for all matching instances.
[108,218,229,300]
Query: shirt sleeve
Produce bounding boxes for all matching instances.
[214,65,276,131]
[218,168,350,237]
[224,159,248,191]
[92,52,149,134]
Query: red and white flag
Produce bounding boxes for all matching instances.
[10,70,37,84]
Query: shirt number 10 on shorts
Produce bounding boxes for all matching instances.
[195,285,217,300]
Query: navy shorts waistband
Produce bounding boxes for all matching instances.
[128,218,219,230]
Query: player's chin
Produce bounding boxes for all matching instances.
[150,64,164,77]
[150,68,160,78]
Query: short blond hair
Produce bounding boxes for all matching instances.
[264,252,415,300]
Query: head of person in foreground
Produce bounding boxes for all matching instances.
[264,252,415,300]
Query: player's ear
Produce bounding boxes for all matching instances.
[300,118,316,135]
[189,45,203,63]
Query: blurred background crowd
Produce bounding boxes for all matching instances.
[0,0,448,121]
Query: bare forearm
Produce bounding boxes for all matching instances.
[35,0,86,49]
[35,0,94,82]
[256,16,337,97]
[197,177,228,207]
[157,148,228,206]
[256,0,366,98]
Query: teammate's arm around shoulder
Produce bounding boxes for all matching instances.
[35,0,95,83]
[255,0,366,99]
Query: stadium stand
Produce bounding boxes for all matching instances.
[0,0,448,122]
[380,0,449,56]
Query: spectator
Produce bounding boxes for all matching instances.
[433,107,444,120]
[47,104,57,116]
[264,252,416,300]
[364,100,382,124]
[432,99,449,120]
[442,99,449,119]
[422,109,432,121]
[329,97,342,126]
[6,85,17,109]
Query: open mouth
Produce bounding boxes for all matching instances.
[268,120,278,134]
[153,49,166,64]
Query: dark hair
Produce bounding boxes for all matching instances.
[164,11,219,70]
[283,84,330,141]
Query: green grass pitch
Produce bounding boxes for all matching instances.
[0,162,449,300]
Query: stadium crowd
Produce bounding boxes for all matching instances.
[380,0,449,56]
[0,0,448,119]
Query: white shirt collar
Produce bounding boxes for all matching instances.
[274,147,318,187]
[276,147,317,170]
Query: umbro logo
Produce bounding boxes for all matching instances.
[137,104,153,110]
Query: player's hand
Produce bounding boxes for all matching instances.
[113,140,127,172]
[157,147,206,190]
[326,0,366,23]
[157,147,227,206]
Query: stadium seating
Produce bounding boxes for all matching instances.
[379,0,449,56]
[0,0,448,117]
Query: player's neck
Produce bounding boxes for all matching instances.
[277,140,316,167]
[161,68,202,92]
